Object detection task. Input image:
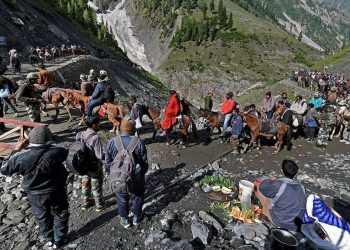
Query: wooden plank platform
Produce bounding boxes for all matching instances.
[0,143,16,158]
[0,118,48,140]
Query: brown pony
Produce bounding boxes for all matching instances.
[242,105,289,154]
[104,103,126,134]
[61,90,90,125]
[197,108,221,135]
[139,105,197,147]
[40,88,71,121]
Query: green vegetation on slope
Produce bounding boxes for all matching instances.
[139,0,320,83]
[231,0,350,51]
[311,46,350,70]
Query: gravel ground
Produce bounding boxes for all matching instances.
[1,101,350,250]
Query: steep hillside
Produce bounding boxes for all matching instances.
[318,0,350,17]
[93,0,321,105]
[232,0,350,51]
[0,0,167,105]
[311,46,350,78]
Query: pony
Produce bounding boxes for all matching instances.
[100,103,126,134]
[242,105,289,154]
[139,104,198,147]
[61,90,90,125]
[197,108,222,135]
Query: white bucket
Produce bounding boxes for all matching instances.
[239,180,254,197]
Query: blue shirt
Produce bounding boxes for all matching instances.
[309,97,324,109]
[91,81,106,102]
[231,114,243,136]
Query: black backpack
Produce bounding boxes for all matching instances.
[65,133,96,175]
[108,136,140,193]
[103,84,115,103]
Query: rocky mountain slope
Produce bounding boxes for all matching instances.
[318,0,350,17]
[0,0,167,106]
[91,0,323,106]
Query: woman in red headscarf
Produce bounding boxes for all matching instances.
[160,90,180,136]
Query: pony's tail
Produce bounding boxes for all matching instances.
[191,119,198,138]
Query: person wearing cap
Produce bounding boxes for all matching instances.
[80,74,93,96]
[221,92,236,137]
[104,116,149,228]
[309,92,324,110]
[16,73,42,122]
[261,91,275,120]
[160,90,180,136]
[87,70,109,117]
[231,107,243,154]
[76,116,104,212]
[304,103,318,141]
[204,91,213,111]
[1,126,69,248]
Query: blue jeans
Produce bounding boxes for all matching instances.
[116,175,145,218]
[266,110,274,120]
[27,191,69,243]
[222,113,232,135]
[87,99,103,116]
[0,101,4,131]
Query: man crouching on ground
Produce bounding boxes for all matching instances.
[0,126,69,248]
[254,159,306,231]
[104,116,148,228]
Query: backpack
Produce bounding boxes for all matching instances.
[102,84,115,103]
[65,133,96,175]
[108,136,140,193]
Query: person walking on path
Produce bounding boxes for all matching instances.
[1,126,69,248]
[105,116,149,228]
[16,73,42,122]
[231,107,243,154]
[76,116,105,212]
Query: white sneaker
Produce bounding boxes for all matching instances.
[345,141,350,145]
[339,139,346,143]
[13,113,19,117]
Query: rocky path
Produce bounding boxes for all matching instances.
[1,100,350,249]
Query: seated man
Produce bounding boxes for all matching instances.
[254,159,306,231]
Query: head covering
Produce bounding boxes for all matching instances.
[27,73,38,80]
[85,116,100,128]
[28,126,53,144]
[120,116,136,134]
[314,92,320,97]
[80,74,87,81]
[330,86,337,92]
[99,70,107,76]
[169,90,177,95]
[226,92,234,99]
[89,69,95,75]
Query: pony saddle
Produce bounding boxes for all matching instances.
[260,120,278,134]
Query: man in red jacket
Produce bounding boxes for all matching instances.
[221,92,235,138]
[161,90,180,136]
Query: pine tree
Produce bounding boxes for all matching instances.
[83,9,90,26]
[227,12,233,29]
[185,0,191,14]
[67,1,73,16]
[210,0,215,13]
